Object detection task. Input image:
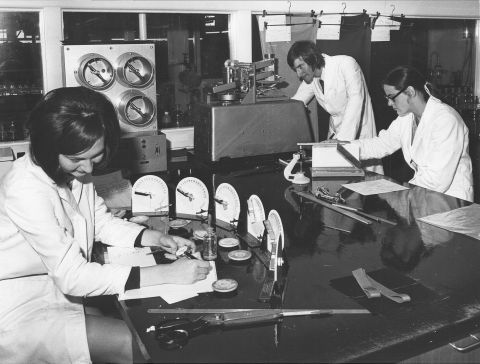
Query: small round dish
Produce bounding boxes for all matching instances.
[212,278,238,293]
[193,229,208,240]
[169,219,191,229]
[218,237,240,248]
[227,250,252,261]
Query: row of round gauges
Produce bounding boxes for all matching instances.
[75,52,154,91]
[131,176,242,227]
[131,175,285,243]
[247,195,284,247]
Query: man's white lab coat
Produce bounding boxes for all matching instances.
[0,153,144,363]
[355,98,473,202]
[292,54,382,173]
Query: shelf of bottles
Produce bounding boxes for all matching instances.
[0,82,43,142]
[0,82,43,97]
[438,86,479,139]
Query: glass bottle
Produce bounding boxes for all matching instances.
[173,104,184,127]
[0,123,5,142]
[8,121,17,141]
[202,214,217,261]
[161,111,172,128]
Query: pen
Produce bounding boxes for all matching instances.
[146,248,166,256]
[183,251,199,260]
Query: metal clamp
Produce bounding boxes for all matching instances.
[449,333,480,353]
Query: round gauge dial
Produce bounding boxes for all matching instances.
[117,90,156,127]
[267,209,284,252]
[215,183,240,226]
[76,53,115,90]
[176,177,209,217]
[116,52,155,88]
[247,194,266,239]
[132,175,169,215]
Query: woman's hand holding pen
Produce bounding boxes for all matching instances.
[140,257,212,286]
[137,229,211,285]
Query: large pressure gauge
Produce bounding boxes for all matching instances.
[75,53,115,90]
[116,52,154,88]
[117,90,156,127]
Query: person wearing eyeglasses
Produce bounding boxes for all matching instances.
[287,40,382,173]
[353,65,473,202]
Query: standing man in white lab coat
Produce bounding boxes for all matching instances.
[287,40,383,173]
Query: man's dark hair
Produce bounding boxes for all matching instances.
[287,40,325,70]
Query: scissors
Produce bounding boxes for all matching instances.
[146,309,343,350]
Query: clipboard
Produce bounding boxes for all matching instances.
[310,142,365,177]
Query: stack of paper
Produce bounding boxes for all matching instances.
[107,247,217,303]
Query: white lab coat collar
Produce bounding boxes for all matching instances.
[22,153,89,257]
[411,97,440,154]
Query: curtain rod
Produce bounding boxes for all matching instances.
[262,9,407,30]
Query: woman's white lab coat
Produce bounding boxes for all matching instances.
[355,98,473,202]
[0,153,144,363]
[292,54,382,173]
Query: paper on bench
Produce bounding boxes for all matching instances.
[312,143,361,168]
[107,246,217,303]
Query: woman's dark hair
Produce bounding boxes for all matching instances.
[27,86,120,184]
[287,40,325,70]
[382,65,440,100]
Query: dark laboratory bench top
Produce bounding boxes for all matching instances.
[117,162,480,363]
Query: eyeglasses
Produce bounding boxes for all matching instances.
[385,86,407,102]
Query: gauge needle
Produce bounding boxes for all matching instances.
[177,188,194,201]
[135,191,151,198]
[155,203,172,211]
[87,64,108,84]
[130,103,147,119]
[214,196,229,209]
[127,63,146,81]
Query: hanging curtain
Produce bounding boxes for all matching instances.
[315,14,372,139]
[256,15,319,140]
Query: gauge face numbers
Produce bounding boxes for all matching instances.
[176,177,209,217]
[247,195,266,239]
[267,209,284,252]
[215,183,240,226]
[118,90,156,126]
[132,175,169,215]
[117,53,154,88]
[76,54,115,90]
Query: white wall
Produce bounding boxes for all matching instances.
[1,1,479,18]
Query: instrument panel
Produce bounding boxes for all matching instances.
[63,43,157,134]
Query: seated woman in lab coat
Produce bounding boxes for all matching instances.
[0,87,211,364]
[353,65,473,202]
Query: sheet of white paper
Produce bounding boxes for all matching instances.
[266,25,291,42]
[342,179,409,196]
[371,28,390,42]
[312,143,360,168]
[374,16,401,31]
[108,247,218,303]
[260,15,286,31]
[317,15,341,40]
[417,204,480,241]
[119,261,217,303]
[92,170,132,209]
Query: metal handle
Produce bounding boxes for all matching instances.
[449,333,480,353]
